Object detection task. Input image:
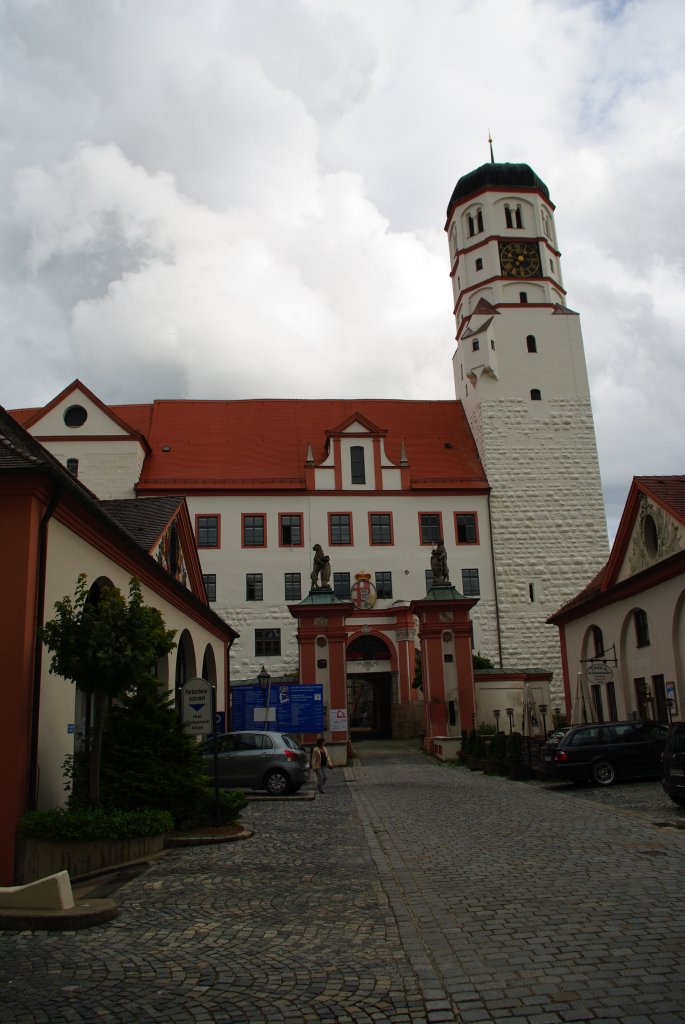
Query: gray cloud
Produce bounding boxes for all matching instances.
[1,0,684,542]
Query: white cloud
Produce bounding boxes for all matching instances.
[1,0,684,538]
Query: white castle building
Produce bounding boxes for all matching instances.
[12,159,609,739]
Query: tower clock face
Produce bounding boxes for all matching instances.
[499,241,541,278]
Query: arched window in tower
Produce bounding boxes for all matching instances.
[515,204,523,228]
[530,389,542,401]
[467,214,475,237]
[519,292,528,304]
[526,335,537,353]
[542,209,551,238]
[449,222,458,256]
[475,257,483,271]
[476,209,483,233]
[505,205,513,228]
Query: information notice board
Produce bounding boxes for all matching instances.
[231,684,324,733]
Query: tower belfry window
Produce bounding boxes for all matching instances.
[505,205,513,228]
[515,205,523,228]
[476,209,483,233]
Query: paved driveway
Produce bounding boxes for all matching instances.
[2,749,684,1024]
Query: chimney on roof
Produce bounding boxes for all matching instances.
[400,441,408,467]
[305,442,314,466]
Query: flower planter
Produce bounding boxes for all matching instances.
[15,834,165,885]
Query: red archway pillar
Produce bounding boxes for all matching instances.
[410,587,478,752]
[289,596,353,746]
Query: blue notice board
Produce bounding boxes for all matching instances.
[231,684,323,732]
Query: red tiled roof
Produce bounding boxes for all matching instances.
[636,476,685,525]
[109,398,487,493]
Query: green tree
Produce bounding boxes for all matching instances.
[100,677,214,828]
[40,574,176,806]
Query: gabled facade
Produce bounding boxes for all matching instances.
[0,406,237,885]
[549,477,685,724]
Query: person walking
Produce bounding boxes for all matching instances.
[312,736,332,794]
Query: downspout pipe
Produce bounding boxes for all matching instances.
[28,487,62,809]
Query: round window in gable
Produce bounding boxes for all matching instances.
[64,405,88,428]
[643,514,658,558]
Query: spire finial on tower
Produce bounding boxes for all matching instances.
[488,132,495,164]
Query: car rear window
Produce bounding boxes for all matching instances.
[282,735,303,750]
[568,727,602,746]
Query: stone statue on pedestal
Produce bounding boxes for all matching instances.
[430,539,449,584]
[311,544,332,589]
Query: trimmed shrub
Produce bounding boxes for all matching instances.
[20,807,173,841]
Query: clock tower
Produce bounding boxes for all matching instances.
[445,161,609,693]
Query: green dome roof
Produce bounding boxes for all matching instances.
[447,162,550,217]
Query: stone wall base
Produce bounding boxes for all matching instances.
[15,835,165,885]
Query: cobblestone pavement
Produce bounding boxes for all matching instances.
[2,751,685,1024]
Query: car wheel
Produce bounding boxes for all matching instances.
[265,769,291,795]
[591,759,616,786]
[668,794,685,808]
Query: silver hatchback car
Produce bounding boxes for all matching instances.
[198,730,309,795]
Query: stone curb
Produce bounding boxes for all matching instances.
[0,898,118,931]
[164,826,254,848]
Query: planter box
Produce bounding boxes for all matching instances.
[433,736,461,762]
[15,835,165,885]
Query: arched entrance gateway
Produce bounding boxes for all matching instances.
[346,633,394,739]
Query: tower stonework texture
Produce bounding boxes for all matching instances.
[446,162,609,690]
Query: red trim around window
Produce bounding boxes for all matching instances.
[278,512,304,548]
[195,513,221,549]
[368,511,394,546]
[418,511,444,545]
[241,512,267,548]
[328,512,353,546]
[454,511,479,545]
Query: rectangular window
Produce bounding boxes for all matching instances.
[369,513,393,545]
[461,568,480,596]
[419,513,442,545]
[350,446,366,484]
[255,628,281,657]
[455,513,478,544]
[284,573,301,601]
[196,515,220,548]
[279,514,302,547]
[202,574,217,602]
[375,571,393,599]
[243,514,266,547]
[246,573,263,601]
[329,513,352,545]
[333,572,351,600]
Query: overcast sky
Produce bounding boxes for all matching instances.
[2,0,684,536]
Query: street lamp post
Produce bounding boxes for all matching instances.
[506,707,514,734]
[553,707,562,729]
[258,664,271,731]
[493,709,501,732]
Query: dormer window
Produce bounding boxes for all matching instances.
[350,445,366,484]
